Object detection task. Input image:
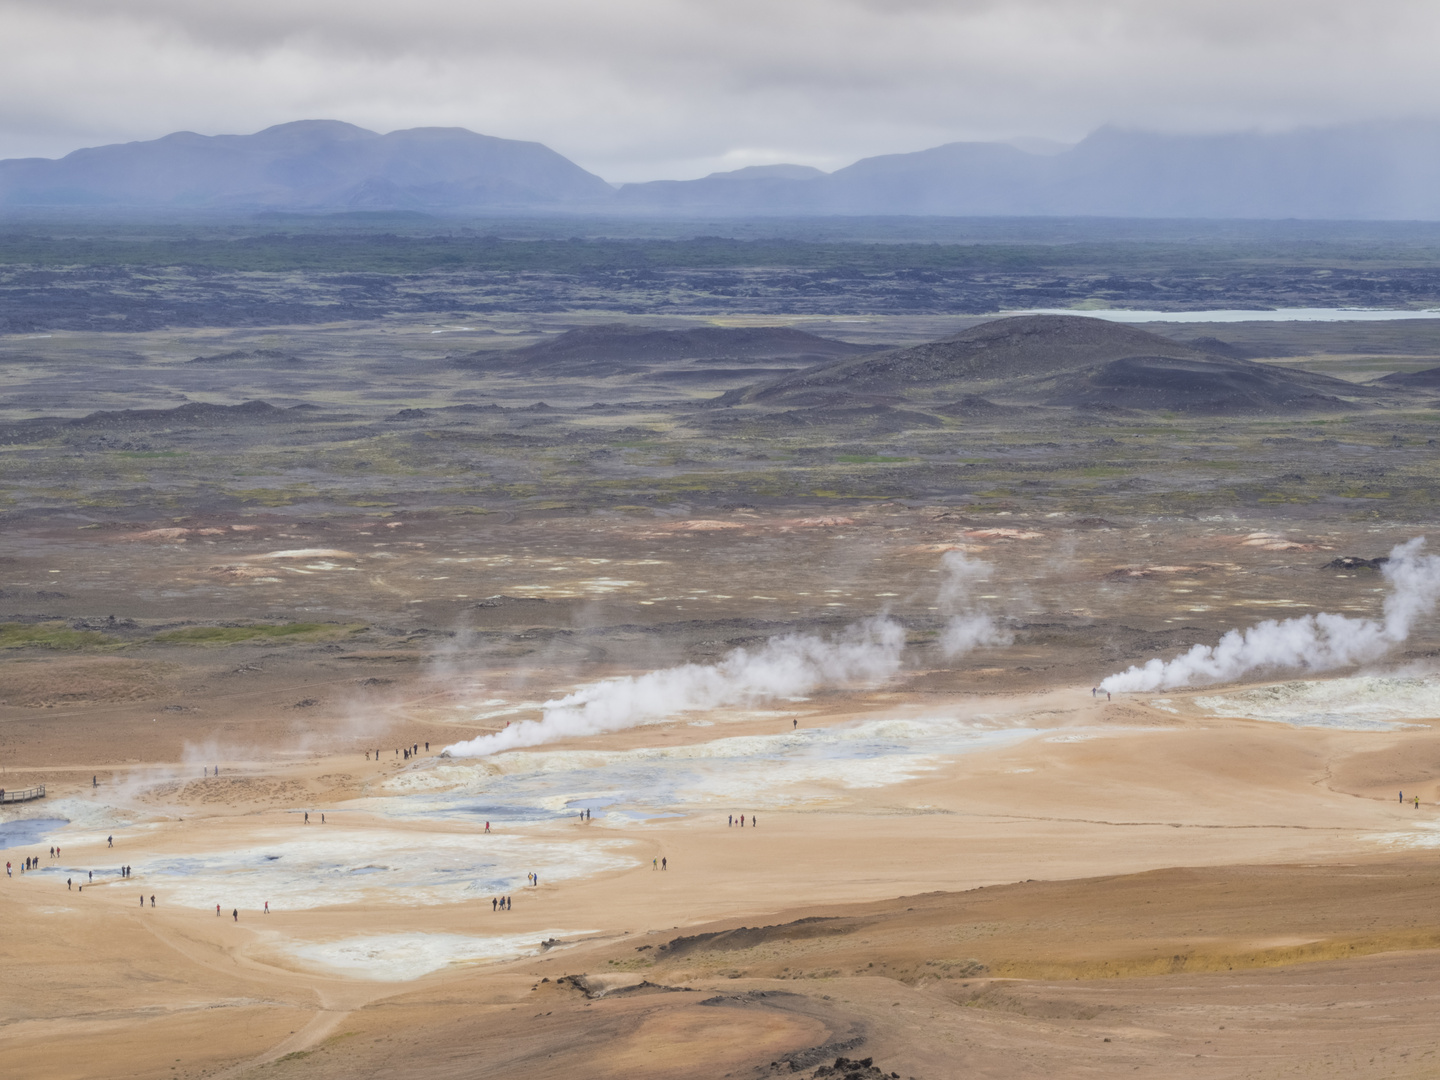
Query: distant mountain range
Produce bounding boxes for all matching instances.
[6,119,1440,218]
[0,120,613,212]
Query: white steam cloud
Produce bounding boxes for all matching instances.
[443,617,906,758]
[936,550,1013,659]
[1100,537,1440,693]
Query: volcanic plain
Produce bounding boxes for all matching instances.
[3,306,1440,1080]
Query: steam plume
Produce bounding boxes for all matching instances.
[936,549,1012,658]
[1100,537,1440,693]
[443,617,906,758]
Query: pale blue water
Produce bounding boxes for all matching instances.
[1008,307,1440,323]
[0,818,68,849]
[387,720,1036,826]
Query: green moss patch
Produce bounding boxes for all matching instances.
[0,623,122,650]
[150,623,345,645]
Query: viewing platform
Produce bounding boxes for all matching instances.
[0,784,45,804]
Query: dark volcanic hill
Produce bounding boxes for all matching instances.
[0,120,613,211]
[1374,365,1440,388]
[1036,355,1360,413]
[743,315,1371,414]
[456,324,877,377]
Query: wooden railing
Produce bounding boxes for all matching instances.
[0,784,45,803]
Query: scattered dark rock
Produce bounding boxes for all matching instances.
[1324,556,1389,570]
[772,405,944,431]
[932,395,1024,416]
[553,974,599,997]
[70,400,288,428]
[187,349,302,365]
[813,1056,897,1080]
[764,1035,867,1074]
[474,595,550,608]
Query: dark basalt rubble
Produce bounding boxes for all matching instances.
[812,1057,905,1080]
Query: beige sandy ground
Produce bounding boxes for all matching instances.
[3,676,1440,1080]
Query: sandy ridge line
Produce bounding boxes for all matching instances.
[974,814,1363,830]
[207,1009,353,1080]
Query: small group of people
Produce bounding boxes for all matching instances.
[203,766,220,776]
[8,860,120,882]
[727,814,756,828]
[526,871,540,886]
[141,894,156,907]
[398,743,427,760]
[576,808,592,823]
[1089,687,1112,701]
[652,857,668,870]
[1400,790,1422,808]
[492,895,511,910]
[303,811,325,823]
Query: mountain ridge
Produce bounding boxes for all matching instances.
[0,120,614,211]
[8,119,1440,218]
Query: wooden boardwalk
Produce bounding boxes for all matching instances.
[0,784,45,804]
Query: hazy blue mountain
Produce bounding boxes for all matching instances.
[0,120,614,210]
[704,164,828,180]
[619,122,1440,219]
[8,119,1440,218]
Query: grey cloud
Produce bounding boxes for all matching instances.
[3,0,1440,180]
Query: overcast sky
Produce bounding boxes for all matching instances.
[3,0,1440,182]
